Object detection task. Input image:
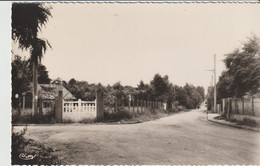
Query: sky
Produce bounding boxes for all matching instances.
[12,2,260,90]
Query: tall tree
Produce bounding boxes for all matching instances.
[12,3,52,116]
[150,74,171,102]
[196,86,205,100]
[222,35,260,97]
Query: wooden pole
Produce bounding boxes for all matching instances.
[214,54,217,113]
[22,93,25,111]
[32,61,38,116]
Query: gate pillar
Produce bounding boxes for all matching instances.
[96,89,104,121]
[55,90,63,123]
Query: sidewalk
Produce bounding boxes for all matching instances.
[207,113,260,132]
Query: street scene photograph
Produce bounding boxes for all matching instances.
[11,2,260,165]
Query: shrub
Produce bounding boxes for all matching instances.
[79,118,96,124]
[12,111,55,124]
[11,127,60,165]
[177,106,186,111]
[104,109,133,122]
[12,127,27,164]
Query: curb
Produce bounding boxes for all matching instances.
[208,118,260,132]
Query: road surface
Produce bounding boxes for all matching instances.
[15,106,260,164]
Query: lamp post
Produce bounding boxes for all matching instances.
[15,94,21,116]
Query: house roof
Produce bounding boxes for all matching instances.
[37,84,76,100]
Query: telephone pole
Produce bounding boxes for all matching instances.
[205,54,217,114]
[214,54,217,113]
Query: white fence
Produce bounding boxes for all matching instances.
[63,99,97,122]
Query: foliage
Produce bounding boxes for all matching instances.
[150,74,172,102]
[63,73,204,110]
[196,86,205,100]
[12,55,51,108]
[12,3,52,115]
[217,35,260,98]
[63,78,96,101]
[175,84,203,109]
[206,86,214,110]
[12,127,27,164]
[12,3,51,51]
[12,3,52,65]
[12,127,60,164]
[12,111,55,124]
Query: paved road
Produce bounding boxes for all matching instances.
[15,106,260,164]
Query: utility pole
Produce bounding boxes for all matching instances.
[214,54,217,113]
[205,54,217,117]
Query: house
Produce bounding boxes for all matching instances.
[37,84,76,113]
[20,83,76,115]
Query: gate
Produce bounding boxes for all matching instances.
[55,90,104,123]
[63,99,97,122]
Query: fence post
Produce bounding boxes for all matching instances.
[145,100,147,112]
[114,97,117,113]
[39,98,43,116]
[22,93,26,111]
[252,96,254,116]
[222,99,224,114]
[131,100,134,116]
[140,100,143,113]
[242,96,244,115]
[96,89,104,121]
[229,98,232,119]
[55,90,63,123]
[235,98,238,114]
[137,99,139,114]
[152,101,155,113]
[122,98,125,110]
[78,99,82,121]
[128,97,131,111]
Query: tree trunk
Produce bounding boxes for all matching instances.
[32,61,38,116]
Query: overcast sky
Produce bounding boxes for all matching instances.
[12,3,260,90]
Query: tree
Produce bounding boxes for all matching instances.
[216,71,233,101]
[220,35,260,98]
[175,86,189,108]
[196,86,205,100]
[150,74,171,102]
[175,84,203,109]
[12,56,30,108]
[206,86,214,110]
[12,3,52,116]
[12,55,51,108]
